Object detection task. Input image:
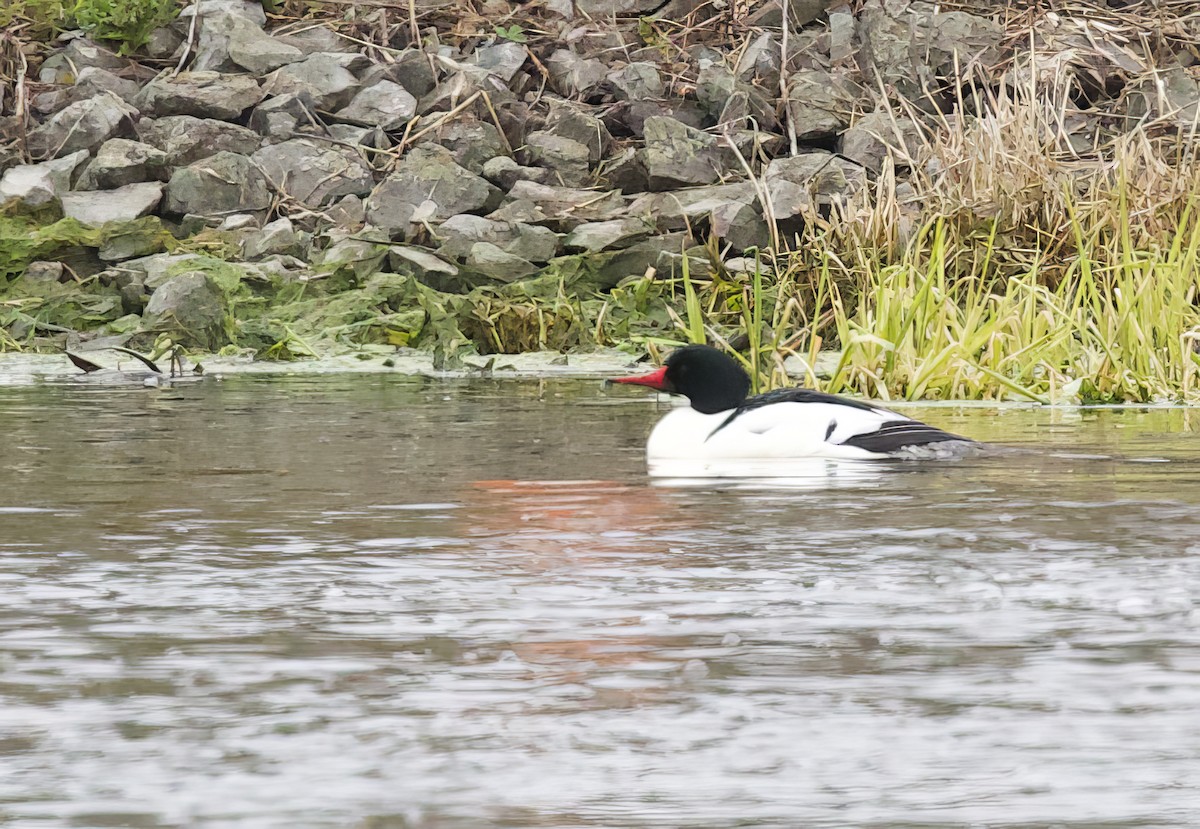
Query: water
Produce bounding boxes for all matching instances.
[2,375,1200,828]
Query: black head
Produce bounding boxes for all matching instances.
[612,344,751,414]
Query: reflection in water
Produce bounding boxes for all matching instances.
[1,376,1200,827]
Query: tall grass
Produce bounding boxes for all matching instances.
[681,58,1200,403]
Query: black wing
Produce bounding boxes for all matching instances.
[840,420,969,454]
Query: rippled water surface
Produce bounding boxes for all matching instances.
[3,375,1200,828]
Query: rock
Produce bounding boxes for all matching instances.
[177,0,266,27]
[839,111,922,171]
[545,50,607,98]
[735,33,781,89]
[135,71,265,120]
[227,15,304,73]
[563,217,652,252]
[765,152,869,220]
[164,151,271,217]
[251,139,374,207]
[248,92,318,140]
[61,183,163,225]
[326,194,366,227]
[521,132,591,187]
[38,39,127,85]
[709,200,769,250]
[640,116,734,190]
[143,271,229,350]
[629,181,759,231]
[420,117,509,175]
[464,243,538,281]
[609,62,663,101]
[275,23,360,55]
[24,261,65,284]
[361,49,438,98]
[481,155,551,189]
[365,147,502,233]
[97,221,170,262]
[589,232,701,289]
[335,80,417,130]
[242,217,308,259]
[786,68,862,140]
[31,67,140,117]
[78,138,168,189]
[599,148,648,193]
[26,92,137,160]
[120,252,209,289]
[493,181,626,228]
[262,53,361,110]
[388,244,461,289]
[0,151,89,208]
[436,214,559,263]
[859,0,1002,102]
[137,115,262,167]
[544,99,611,163]
[1123,67,1200,127]
[614,98,708,138]
[696,63,778,130]
[470,42,527,83]
[144,26,184,60]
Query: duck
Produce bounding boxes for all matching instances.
[612,345,977,475]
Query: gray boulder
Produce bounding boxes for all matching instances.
[521,132,591,187]
[248,92,318,140]
[143,271,230,350]
[137,115,262,167]
[469,42,527,83]
[839,111,922,171]
[61,182,163,225]
[493,181,626,228]
[164,152,271,217]
[335,81,417,130]
[365,147,502,232]
[31,67,140,117]
[640,116,734,190]
[26,91,137,159]
[786,68,862,140]
[135,71,264,120]
[361,49,438,98]
[481,155,551,189]
[262,53,361,110]
[709,200,769,251]
[859,0,1002,102]
[563,217,652,252]
[251,139,374,207]
[190,8,298,72]
[544,99,611,163]
[765,152,869,220]
[78,138,168,189]
[419,117,509,175]
[1123,67,1200,127]
[242,217,309,260]
[0,151,89,208]
[464,243,538,281]
[38,39,128,85]
[437,214,559,263]
[228,15,304,73]
[545,50,607,98]
[609,62,663,101]
[629,181,758,231]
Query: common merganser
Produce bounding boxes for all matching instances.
[612,345,976,475]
